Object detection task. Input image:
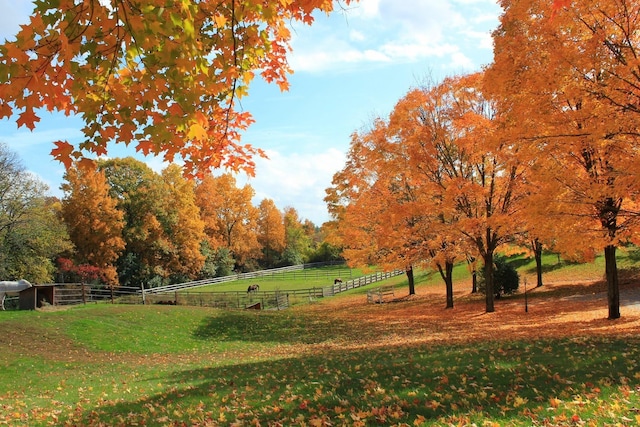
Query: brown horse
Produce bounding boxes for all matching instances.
[334,278,343,284]
[247,284,260,293]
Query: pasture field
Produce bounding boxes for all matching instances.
[186,265,367,293]
[1,256,640,426]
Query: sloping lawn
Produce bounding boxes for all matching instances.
[1,273,639,426]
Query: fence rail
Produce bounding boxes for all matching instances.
[326,270,405,296]
[147,290,290,310]
[141,269,405,309]
[54,284,142,305]
[4,266,404,311]
[143,264,306,294]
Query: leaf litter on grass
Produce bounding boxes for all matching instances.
[1,279,640,426]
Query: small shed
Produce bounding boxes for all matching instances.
[19,285,56,310]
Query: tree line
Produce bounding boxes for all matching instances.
[325,0,640,319]
[0,149,341,289]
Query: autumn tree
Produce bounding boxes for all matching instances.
[160,165,206,281]
[326,119,426,296]
[431,72,527,312]
[99,157,169,287]
[0,144,72,283]
[488,0,640,319]
[327,73,525,311]
[282,207,312,266]
[0,0,355,176]
[195,173,261,271]
[385,79,493,306]
[61,164,125,285]
[257,198,286,268]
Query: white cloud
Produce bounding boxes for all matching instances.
[288,0,499,74]
[237,148,346,225]
[452,0,499,5]
[349,29,366,42]
[465,30,495,50]
[449,52,474,69]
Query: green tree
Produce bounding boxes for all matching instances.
[99,157,167,288]
[281,207,311,266]
[0,144,72,282]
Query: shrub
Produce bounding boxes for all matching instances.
[478,255,519,296]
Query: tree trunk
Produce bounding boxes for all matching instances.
[406,265,415,295]
[467,256,478,293]
[533,239,543,288]
[472,269,477,294]
[437,261,455,308]
[483,252,495,313]
[604,245,620,319]
[445,262,454,309]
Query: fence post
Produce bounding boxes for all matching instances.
[82,282,86,305]
[141,284,146,305]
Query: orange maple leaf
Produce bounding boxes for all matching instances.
[50,140,76,169]
[16,109,40,131]
[0,102,12,119]
[136,139,157,156]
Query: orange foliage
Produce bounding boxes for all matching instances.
[161,165,207,277]
[60,164,125,286]
[327,72,526,312]
[487,0,640,318]
[195,174,261,268]
[257,199,286,266]
[0,0,354,176]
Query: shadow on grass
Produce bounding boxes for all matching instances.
[192,311,352,344]
[504,253,579,275]
[69,337,640,426]
[529,261,572,275]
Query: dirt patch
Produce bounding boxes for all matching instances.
[0,323,131,364]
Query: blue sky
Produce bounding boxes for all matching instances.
[0,0,500,225]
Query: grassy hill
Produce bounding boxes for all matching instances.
[1,254,639,426]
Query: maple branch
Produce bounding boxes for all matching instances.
[64,1,94,45]
[226,0,240,139]
[79,1,126,146]
[118,0,150,72]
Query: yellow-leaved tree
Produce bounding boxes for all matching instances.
[257,199,286,268]
[160,165,206,280]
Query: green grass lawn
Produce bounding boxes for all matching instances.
[189,265,369,293]
[1,304,638,426]
[1,255,639,426]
